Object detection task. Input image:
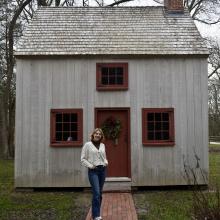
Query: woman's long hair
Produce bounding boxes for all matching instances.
[90,128,105,142]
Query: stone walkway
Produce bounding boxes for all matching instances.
[85,193,138,220]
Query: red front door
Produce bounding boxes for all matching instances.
[95,108,130,177]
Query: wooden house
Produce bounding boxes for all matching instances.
[15,0,209,189]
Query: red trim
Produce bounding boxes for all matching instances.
[96,63,128,91]
[95,107,131,178]
[50,109,83,147]
[142,108,175,146]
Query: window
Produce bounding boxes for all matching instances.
[50,109,83,147]
[96,63,128,90]
[142,108,175,146]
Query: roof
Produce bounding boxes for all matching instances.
[15,6,209,56]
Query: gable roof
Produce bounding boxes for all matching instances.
[15,6,209,56]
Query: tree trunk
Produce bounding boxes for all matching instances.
[4,0,34,158]
[8,94,15,157]
[0,95,9,158]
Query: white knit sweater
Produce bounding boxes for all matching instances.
[81,141,108,169]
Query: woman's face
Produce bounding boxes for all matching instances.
[93,131,102,142]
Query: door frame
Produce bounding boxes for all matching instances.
[95,107,131,178]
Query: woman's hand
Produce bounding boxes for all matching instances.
[90,165,96,169]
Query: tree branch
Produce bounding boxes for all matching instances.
[194,17,220,25]
[108,0,133,7]
[208,65,220,78]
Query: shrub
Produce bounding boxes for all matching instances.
[183,155,220,220]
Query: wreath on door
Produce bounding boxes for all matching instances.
[101,116,121,145]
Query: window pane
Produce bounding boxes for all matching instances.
[148,132,154,140]
[162,113,169,121]
[71,123,77,131]
[109,67,116,76]
[147,113,154,121]
[162,131,169,140]
[71,132,78,141]
[56,123,62,132]
[56,132,62,141]
[155,122,161,130]
[148,122,154,131]
[116,76,123,85]
[63,123,70,131]
[162,122,169,130]
[56,113,62,122]
[71,113,77,122]
[109,76,115,84]
[101,67,108,76]
[116,67,123,75]
[63,132,70,141]
[155,113,161,121]
[102,76,108,85]
[63,114,70,122]
[155,132,162,140]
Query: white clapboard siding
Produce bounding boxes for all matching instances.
[15,57,208,187]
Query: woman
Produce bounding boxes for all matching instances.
[81,128,108,220]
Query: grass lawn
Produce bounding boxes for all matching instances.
[209,143,220,152]
[1,152,220,220]
[0,160,91,220]
[133,152,220,220]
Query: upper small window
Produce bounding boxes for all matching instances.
[50,109,83,147]
[142,108,175,146]
[96,63,128,90]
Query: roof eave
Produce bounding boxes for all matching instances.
[15,52,209,58]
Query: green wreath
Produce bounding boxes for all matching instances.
[101,116,121,141]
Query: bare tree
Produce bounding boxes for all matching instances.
[0,0,23,158]
[207,38,220,136]
[0,0,62,158]
[108,0,220,24]
[185,0,220,24]
[206,39,220,79]
[208,78,220,136]
[0,0,83,158]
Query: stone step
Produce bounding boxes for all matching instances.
[103,177,131,192]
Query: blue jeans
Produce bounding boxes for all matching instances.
[88,166,106,219]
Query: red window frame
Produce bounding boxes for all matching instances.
[50,109,83,147]
[96,63,128,90]
[142,108,175,146]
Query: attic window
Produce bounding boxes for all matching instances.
[50,109,83,147]
[142,108,175,146]
[96,63,128,90]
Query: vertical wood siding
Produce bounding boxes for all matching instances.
[15,57,208,187]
